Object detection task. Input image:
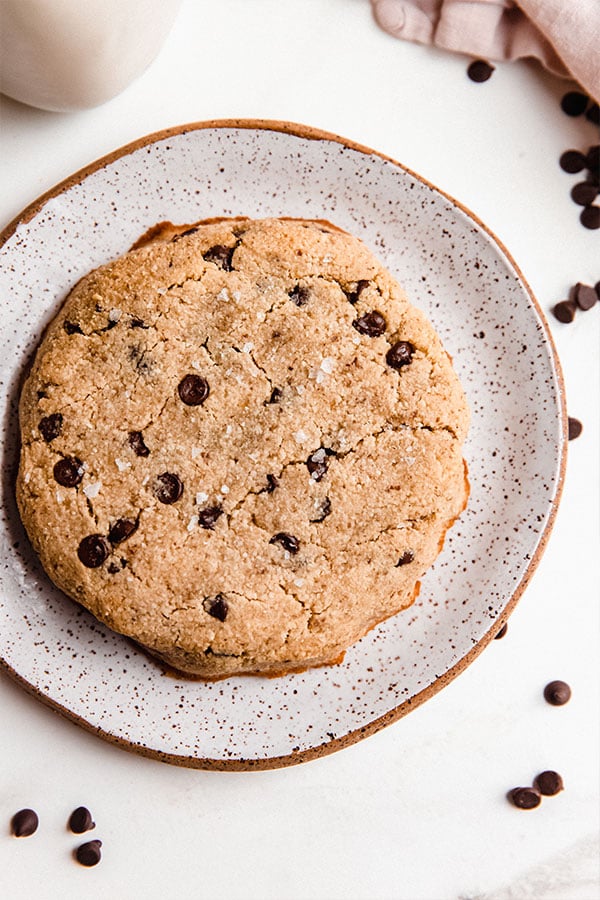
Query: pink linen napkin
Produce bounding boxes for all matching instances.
[371,0,600,103]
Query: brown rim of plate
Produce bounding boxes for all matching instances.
[0,118,568,772]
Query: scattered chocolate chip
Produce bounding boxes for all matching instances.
[128,430,150,457]
[311,497,331,523]
[352,310,387,337]
[69,807,95,834]
[560,91,588,117]
[178,374,210,406]
[266,474,278,493]
[534,771,564,796]
[75,840,102,867]
[580,205,600,229]
[77,535,109,568]
[268,387,283,404]
[306,448,329,481]
[203,593,228,622]
[395,550,415,567]
[154,473,183,504]
[11,808,38,837]
[544,680,571,706]
[198,505,223,529]
[64,321,83,335]
[568,417,583,441]
[587,145,599,172]
[386,340,415,370]
[289,285,311,306]
[108,518,138,544]
[269,532,300,554]
[585,102,600,124]
[37,390,48,399]
[39,412,63,442]
[107,562,122,574]
[574,282,597,310]
[467,59,495,82]
[508,786,541,810]
[203,244,234,270]
[345,279,370,304]
[494,622,508,639]
[130,317,148,329]
[571,182,598,206]
[559,150,587,174]
[53,456,83,487]
[552,300,576,323]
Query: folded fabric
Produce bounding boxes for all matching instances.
[371,0,600,103]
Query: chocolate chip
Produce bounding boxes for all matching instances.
[596,282,600,300]
[64,321,83,335]
[574,282,597,310]
[508,787,541,810]
[386,341,415,370]
[586,103,600,125]
[587,145,599,172]
[75,840,102,867]
[395,550,414,567]
[39,412,63,442]
[154,473,183,504]
[534,771,564,796]
[77,535,109,568]
[178,374,210,406]
[203,244,234,270]
[560,91,588,117]
[269,532,300,554]
[352,310,387,337]
[128,430,150,457]
[267,387,283,405]
[53,456,83,487]
[571,182,598,206]
[580,206,600,229]
[69,807,95,834]
[310,497,331,523]
[543,680,571,706]
[108,518,138,544]
[11,808,38,837]
[345,280,370,304]
[467,59,495,82]
[289,285,311,306]
[552,300,576,323]
[266,474,278,493]
[198,505,223,529]
[306,448,329,481]
[568,417,583,441]
[494,622,508,639]
[559,150,587,174]
[203,593,228,621]
[130,317,148,329]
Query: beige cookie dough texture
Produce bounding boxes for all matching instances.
[17,217,469,678]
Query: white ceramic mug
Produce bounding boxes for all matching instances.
[0,0,182,111]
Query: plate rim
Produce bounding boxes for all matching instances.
[0,117,568,771]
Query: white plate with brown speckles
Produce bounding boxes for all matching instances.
[0,120,566,770]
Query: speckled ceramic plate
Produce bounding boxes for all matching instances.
[0,120,566,770]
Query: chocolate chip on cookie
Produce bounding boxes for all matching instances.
[311,497,331,523]
[39,413,63,442]
[154,473,183,504]
[53,456,83,487]
[306,448,329,481]
[267,387,283,404]
[288,285,311,307]
[178,374,210,406]
[64,321,83,335]
[352,311,387,337]
[345,279,370,304]
[108,518,138,544]
[395,550,414,566]
[270,532,300,554]
[128,430,150,457]
[265,474,278,493]
[386,341,415,370]
[130,317,149,329]
[77,535,110,568]
[203,593,229,621]
[203,244,234,270]
[198,505,223,529]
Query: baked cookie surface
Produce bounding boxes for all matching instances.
[17,217,469,678]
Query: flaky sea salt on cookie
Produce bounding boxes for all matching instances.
[16,217,469,679]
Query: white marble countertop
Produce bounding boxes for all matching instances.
[1,2,598,898]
